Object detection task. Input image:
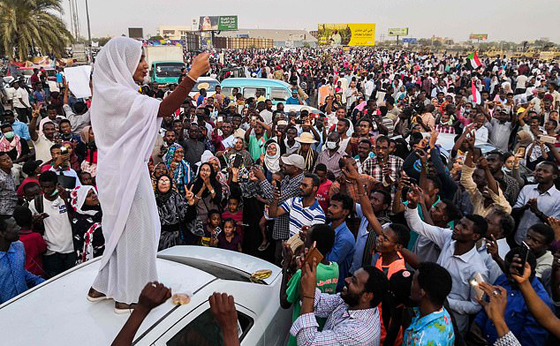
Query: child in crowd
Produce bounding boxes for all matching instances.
[12,206,47,278]
[214,218,242,252]
[201,210,222,247]
[221,196,244,242]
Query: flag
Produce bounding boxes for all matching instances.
[471,80,481,104]
[468,52,482,69]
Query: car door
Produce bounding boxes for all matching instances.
[153,301,265,346]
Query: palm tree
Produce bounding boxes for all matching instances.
[0,0,73,61]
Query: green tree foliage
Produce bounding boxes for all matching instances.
[0,0,73,60]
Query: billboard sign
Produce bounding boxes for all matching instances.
[128,28,144,39]
[402,38,417,44]
[318,24,375,46]
[199,15,238,31]
[388,28,408,36]
[469,34,488,41]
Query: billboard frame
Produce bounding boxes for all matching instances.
[317,23,376,46]
[388,28,409,37]
[198,15,238,32]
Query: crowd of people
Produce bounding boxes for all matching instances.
[2,46,560,346]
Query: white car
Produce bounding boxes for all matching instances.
[0,246,291,346]
[188,77,220,99]
[272,104,325,117]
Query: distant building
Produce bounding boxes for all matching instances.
[218,29,317,47]
[157,26,193,40]
[157,26,317,48]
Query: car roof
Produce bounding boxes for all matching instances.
[0,246,280,346]
[220,78,291,89]
[272,104,324,115]
[195,77,219,83]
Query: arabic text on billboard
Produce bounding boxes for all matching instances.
[199,15,238,31]
[318,24,376,46]
[469,34,488,41]
[388,28,408,36]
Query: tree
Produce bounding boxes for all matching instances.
[148,35,164,41]
[0,0,73,61]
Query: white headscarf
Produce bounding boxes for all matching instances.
[264,141,281,173]
[70,185,98,216]
[91,37,163,270]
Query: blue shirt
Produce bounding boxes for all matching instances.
[10,121,30,141]
[327,221,355,292]
[474,274,553,346]
[280,197,325,238]
[0,241,44,304]
[403,307,455,346]
[285,97,300,105]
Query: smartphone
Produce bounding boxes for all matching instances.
[294,119,304,125]
[232,154,243,168]
[305,247,324,267]
[516,146,526,157]
[518,241,531,277]
[469,272,486,301]
[60,146,69,155]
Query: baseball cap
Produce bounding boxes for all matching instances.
[281,154,305,170]
[22,160,43,175]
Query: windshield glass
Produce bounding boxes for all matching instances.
[155,63,184,78]
[192,80,220,92]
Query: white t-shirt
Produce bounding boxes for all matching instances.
[13,88,30,108]
[29,196,74,255]
[32,134,55,163]
[516,75,528,89]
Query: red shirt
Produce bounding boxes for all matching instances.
[222,210,244,241]
[19,230,47,277]
[316,179,333,212]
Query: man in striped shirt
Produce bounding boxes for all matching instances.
[268,173,326,238]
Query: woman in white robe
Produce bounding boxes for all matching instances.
[87,37,209,312]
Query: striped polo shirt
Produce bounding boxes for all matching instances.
[281,197,326,237]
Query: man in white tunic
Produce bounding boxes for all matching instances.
[87,37,209,312]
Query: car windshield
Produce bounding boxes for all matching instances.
[191,80,220,92]
[155,63,184,77]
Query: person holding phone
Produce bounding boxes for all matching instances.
[29,171,75,278]
[44,144,81,189]
[473,248,552,346]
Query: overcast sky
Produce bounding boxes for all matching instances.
[62,0,560,43]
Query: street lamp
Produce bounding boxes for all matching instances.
[85,0,92,62]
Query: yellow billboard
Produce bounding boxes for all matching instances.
[318,24,376,46]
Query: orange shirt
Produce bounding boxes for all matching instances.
[375,252,407,346]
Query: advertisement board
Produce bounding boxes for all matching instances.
[199,15,238,31]
[402,38,417,44]
[318,24,376,46]
[469,34,488,41]
[388,28,409,36]
[128,28,144,40]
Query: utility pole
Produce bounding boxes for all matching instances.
[85,0,92,62]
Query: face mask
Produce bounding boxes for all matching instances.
[3,131,15,140]
[326,141,338,150]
